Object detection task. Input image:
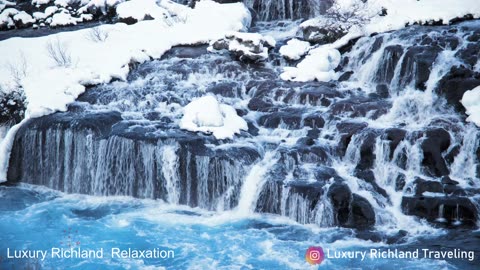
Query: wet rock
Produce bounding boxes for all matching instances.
[455,43,479,67]
[436,65,480,112]
[399,45,442,90]
[413,178,443,195]
[338,71,353,82]
[328,97,391,120]
[374,45,403,84]
[375,84,390,98]
[402,196,477,228]
[247,98,276,112]
[384,128,407,158]
[301,19,347,45]
[355,130,381,171]
[349,194,376,229]
[0,89,26,124]
[336,121,368,156]
[421,128,451,177]
[258,109,304,129]
[354,169,388,198]
[385,230,408,244]
[302,113,325,129]
[207,82,241,98]
[327,182,351,225]
[395,173,406,191]
[210,32,275,62]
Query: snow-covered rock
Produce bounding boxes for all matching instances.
[210,31,275,62]
[180,95,248,140]
[0,7,18,29]
[32,11,47,20]
[44,6,58,17]
[281,47,341,82]
[50,12,77,27]
[13,11,36,27]
[461,86,480,126]
[279,38,310,61]
[116,0,169,24]
[32,0,52,5]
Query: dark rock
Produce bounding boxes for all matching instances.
[302,113,325,129]
[0,89,26,124]
[302,24,347,45]
[247,98,276,112]
[395,173,406,191]
[386,230,408,244]
[338,71,353,82]
[207,82,241,98]
[374,45,403,84]
[421,128,451,177]
[329,97,391,120]
[384,128,406,158]
[349,194,376,229]
[398,45,442,90]
[376,84,390,98]
[258,109,304,129]
[402,196,477,228]
[327,182,351,225]
[413,178,443,195]
[436,65,480,113]
[354,169,388,198]
[455,43,479,68]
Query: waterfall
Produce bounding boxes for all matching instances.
[244,0,328,21]
[236,151,277,215]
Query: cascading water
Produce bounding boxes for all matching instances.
[1,7,480,270]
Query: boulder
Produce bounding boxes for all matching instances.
[436,65,480,113]
[421,128,451,177]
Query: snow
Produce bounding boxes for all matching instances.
[32,0,52,5]
[180,95,248,140]
[13,11,35,25]
[0,0,251,181]
[50,12,77,27]
[279,38,310,61]
[116,0,168,21]
[284,0,480,82]
[44,6,58,17]
[461,86,480,126]
[281,47,341,82]
[33,12,47,20]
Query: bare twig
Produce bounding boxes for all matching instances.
[46,38,72,67]
[5,51,29,87]
[86,26,109,43]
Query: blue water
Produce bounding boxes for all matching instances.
[0,184,476,269]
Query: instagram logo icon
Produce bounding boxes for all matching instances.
[305,246,325,265]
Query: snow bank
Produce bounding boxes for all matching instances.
[461,86,480,126]
[0,0,251,181]
[281,48,341,82]
[279,38,310,61]
[180,95,248,140]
